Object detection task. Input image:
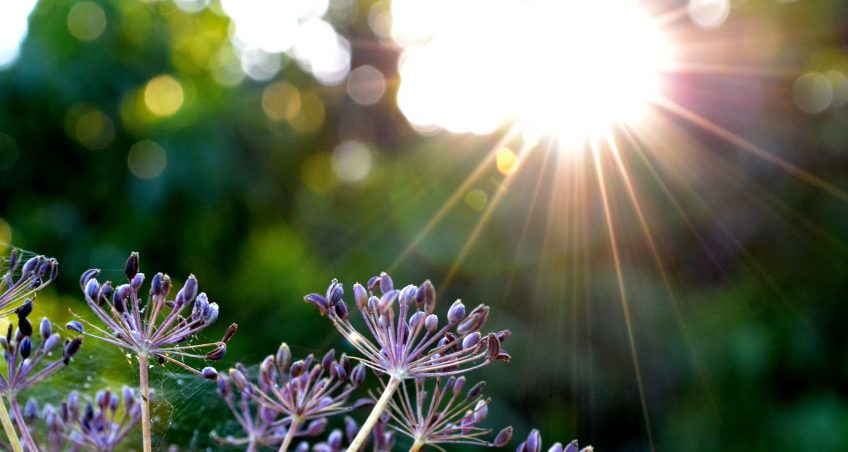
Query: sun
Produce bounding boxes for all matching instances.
[393,0,673,144]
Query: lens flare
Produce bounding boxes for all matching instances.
[394,0,672,143]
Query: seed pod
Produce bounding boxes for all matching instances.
[125,252,139,280]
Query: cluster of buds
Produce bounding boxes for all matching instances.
[19,387,140,451]
[74,252,236,379]
[305,273,510,380]
[384,377,512,449]
[0,248,58,317]
[303,414,395,452]
[0,314,82,396]
[218,343,369,450]
[517,430,592,452]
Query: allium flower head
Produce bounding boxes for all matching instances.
[0,248,58,317]
[216,344,369,449]
[516,429,592,452]
[0,314,82,395]
[304,273,510,380]
[384,376,512,448]
[56,387,142,452]
[74,252,236,379]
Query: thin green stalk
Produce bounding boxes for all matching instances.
[278,417,301,452]
[8,397,36,450]
[346,376,401,452]
[0,396,22,452]
[138,353,152,452]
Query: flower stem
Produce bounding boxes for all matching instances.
[8,397,36,451]
[278,417,301,452]
[138,353,153,452]
[0,396,22,452]
[346,376,401,452]
[409,440,425,452]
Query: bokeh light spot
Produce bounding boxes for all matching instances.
[0,132,20,171]
[347,65,386,106]
[75,110,115,150]
[128,140,167,180]
[793,72,833,114]
[262,81,301,123]
[144,75,184,117]
[496,147,519,175]
[289,91,325,133]
[825,70,848,109]
[0,0,38,70]
[464,189,488,212]
[301,153,337,193]
[67,1,107,42]
[688,0,730,29]
[331,140,373,182]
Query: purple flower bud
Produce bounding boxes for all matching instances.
[453,376,466,397]
[63,337,83,364]
[66,321,84,334]
[467,381,486,400]
[125,252,139,280]
[131,273,144,291]
[334,363,347,381]
[496,330,511,343]
[379,272,393,293]
[462,332,482,350]
[399,285,418,306]
[551,442,565,452]
[344,416,358,443]
[352,398,375,410]
[204,301,219,324]
[367,295,379,311]
[20,336,31,359]
[295,442,310,452]
[367,275,380,290]
[114,284,131,303]
[83,277,100,302]
[326,280,344,306]
[425,314,439,332]
[447,300,466,324]
[43,334,61,353]
[334,300,350,320]
[110,394,119,412]
[526,429,542,452]
[206,344,226,361]
[328,429,343,449]
[40,317,52,339]
[123,387,135,409]
[305,418,327,436]
[353,283,368,310]
[416,280,436,313]
[97,281,113,307]
[351,363,366,386]
[24,399,37,423]
[259,405,277,424]
[95,390,107,410]
[230,368,248,391]
[321,349,335,370]
[305,293,329,316]
[408,311,424,329]
[22,256,39,275]
[276,343,292,372]
[17,302,33,319]
[201,367,219,380]
[182,274,198,303]
[494,426,513,447]
[18,317,32,337]
[150,272,164,296]
[222,323,237,343]
[290,360,305,378]
[473,400,488,422]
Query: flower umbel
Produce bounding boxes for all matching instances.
[58,387,142,451]
[223,343,369,452]
[383,377,512,450]
[74,252,236,378]
[0,248,58,317]
[305,273,511,380]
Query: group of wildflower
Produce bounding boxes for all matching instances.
[0,247,591,451]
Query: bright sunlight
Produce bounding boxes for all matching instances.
[394,0,672,143]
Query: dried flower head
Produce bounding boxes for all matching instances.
[384,376,512,449]
[0,316,82,395]
[305,273,511,381]
[0,248,58,317]
[74,252,236,379]
[516,430,592,452]
[217,344,369,451]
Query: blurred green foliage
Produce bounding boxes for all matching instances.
[1,0,848,450]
